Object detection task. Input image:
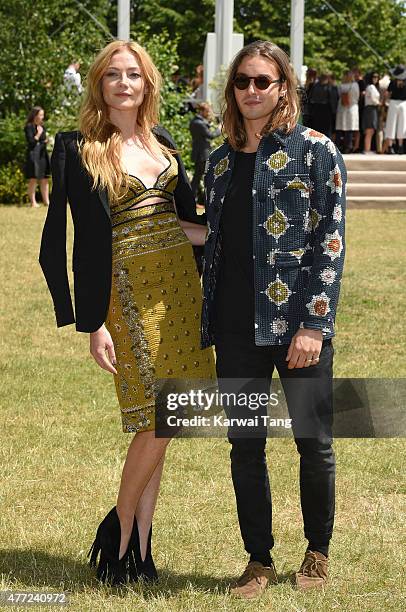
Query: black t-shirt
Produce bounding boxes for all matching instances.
[388,80,406,100]
[214,151,256,336]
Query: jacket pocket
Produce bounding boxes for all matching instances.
[274,251,314,269]
[273,173,311,218]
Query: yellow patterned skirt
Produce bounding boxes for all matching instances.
[105,201,216,433]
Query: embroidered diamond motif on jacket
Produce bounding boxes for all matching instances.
[306,292,331,316]
[302,127,328,144]
[263,208,290,240]
[310,208,323,230]
[319,267,337,285]
[271,317,289,335]
[265,150,293,172]
[333,204,342,222]
[214,156,229,178]
[267,250,279,265]
[326,165,343,196]
[326,140,337,155]
[264,276,292,305]
[305,151,314,168]
[321,229,343,260]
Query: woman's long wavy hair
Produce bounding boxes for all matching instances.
[223,41,300,150]
[26,106,44,125]
[79,40,166,200]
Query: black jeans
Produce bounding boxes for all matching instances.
[215,332,336,555]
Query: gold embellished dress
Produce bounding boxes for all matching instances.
[105,153,216,433]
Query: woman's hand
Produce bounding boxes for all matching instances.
[35,125,44,140]
[90,324,117,374]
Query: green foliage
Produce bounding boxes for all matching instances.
[133,26,196,170]
[0,113,27,166]
[2,0,404,177]
[132,0,216,75]
[303,0,406,77]
[0,0,112,117]
[131,0,406,78]
[0,163,26,204]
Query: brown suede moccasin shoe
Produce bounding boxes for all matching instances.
[230,561,278,599]
[295,550,328,590]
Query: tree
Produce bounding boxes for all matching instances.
[130,0,406,77]
[0,0,112,117]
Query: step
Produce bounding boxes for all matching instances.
[346,196,406,209]
[348,171,406,184]
[343,154,406,172]
[347,183,406,197]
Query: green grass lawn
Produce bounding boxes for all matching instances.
[0,206,405,611]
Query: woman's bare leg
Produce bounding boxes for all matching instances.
[353,129,360,151]
[116,431,170,559]
[136,452,166,560]
[363,128,374,152]
[27,179,39,207]
[39,179,50,205]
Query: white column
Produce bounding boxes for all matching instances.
[215,0,234,72]
[290,0,304,83]
[204,0,243,106]
[118,0,130,41]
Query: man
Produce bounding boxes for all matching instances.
[189,102,221,203]
[64,61,83,94]
[201,41,346,599]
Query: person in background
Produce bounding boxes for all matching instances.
[352,67,366,152]
[189,64,204,109]
[328,74,339,142]
[24,106,50,208]
[336,70,360,153]
[64,60,83,94]
[362,72,381,154]
[309,73,335,138]
[302,68,317,127]
[382,65,406,154]
[189,102,221,204]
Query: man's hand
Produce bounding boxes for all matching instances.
[286,329,323,369]
[90,324,117,374]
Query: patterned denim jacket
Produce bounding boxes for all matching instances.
[200,124,347,349]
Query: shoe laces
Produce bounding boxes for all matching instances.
[300,552,325,576]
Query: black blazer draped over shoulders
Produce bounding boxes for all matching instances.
[39,125,204,333]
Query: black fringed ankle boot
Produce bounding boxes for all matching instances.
[129,520,158,583]
[88,507,131,586]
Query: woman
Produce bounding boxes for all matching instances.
[362,72,381,154]
[335,70,360,153]
[308,73,335,138]
[382,65,406,154]
[302,67,317,128]
[24,106,50,207]
[39,40,215,585]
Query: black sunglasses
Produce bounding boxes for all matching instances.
[233,74,284,90]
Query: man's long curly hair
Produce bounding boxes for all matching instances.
[223,41,300,150]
